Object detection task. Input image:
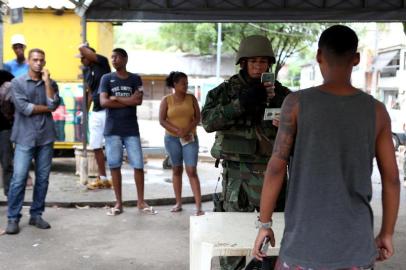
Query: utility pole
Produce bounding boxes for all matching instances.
[216,22,222,79]
[79,14,88,185]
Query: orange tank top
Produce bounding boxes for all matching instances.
[165,94,197,136]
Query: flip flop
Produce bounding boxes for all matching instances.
[170,205,183,212]
[106,207,123,216]
[139,206,158,215]
[194,210,205,216]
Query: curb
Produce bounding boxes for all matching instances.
[0,193,220,208]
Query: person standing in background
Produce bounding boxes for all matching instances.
[79,44,112,190]
[6,49,60,234]
[159,71,204,216]
[0,70,15,197]
[3,34,33,188]
[4,34,29,78]
[100,48,156,216]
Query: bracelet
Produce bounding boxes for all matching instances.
[255,217,273,229]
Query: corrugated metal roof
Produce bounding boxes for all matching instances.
[82,0,406,22]
[8,0,76,10]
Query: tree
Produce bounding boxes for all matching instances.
[158,23,324,77]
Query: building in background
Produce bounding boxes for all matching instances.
[299,45,373,93]
[2,0,113,147]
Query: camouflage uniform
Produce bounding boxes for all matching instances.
[202,70,290,270]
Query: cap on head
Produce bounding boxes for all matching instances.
[11,34,26,46]
[235,35,275,65]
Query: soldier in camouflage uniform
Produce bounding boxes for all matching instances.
[201,35,290,270]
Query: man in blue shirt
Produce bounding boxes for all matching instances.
[6,48,60,235]
[4,34,29,77]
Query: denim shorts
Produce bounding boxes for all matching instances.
[164,134,199,167]
[105,135,144,169]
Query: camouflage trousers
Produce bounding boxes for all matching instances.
[216,160,287,270]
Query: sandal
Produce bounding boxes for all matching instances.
[106,207,123,216]
[138,206,158,215]
[170,205,183,212]
[194,210,205,216]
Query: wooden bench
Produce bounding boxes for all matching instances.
[190,212,284,270]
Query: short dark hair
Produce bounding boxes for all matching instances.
[113,48,128,58]
[28,48,45,59]
[0,70,14,85]
[318,25,358,61]
[166,71,187,88]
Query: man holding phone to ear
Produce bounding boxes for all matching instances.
[6,49,60,234]
[202,35,290,270]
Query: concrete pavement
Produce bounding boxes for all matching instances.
[0,156,221,208]
[0,121,406,269]
[0,119,220,207]
[0,196,405,270]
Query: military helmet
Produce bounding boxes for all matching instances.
[235,35,275,65]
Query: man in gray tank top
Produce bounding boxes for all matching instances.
[252,25,400,269]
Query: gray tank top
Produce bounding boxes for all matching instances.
[280,87,377,269]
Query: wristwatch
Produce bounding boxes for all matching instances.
[255,217,273,229]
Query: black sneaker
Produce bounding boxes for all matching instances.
[6,219,20,234]
[29,216,51,229]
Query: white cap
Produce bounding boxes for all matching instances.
[11,34,26,46]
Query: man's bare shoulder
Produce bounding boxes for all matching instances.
[374,99,391,134]
[280,91,300,115]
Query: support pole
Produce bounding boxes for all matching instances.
[216,22,222,79]
[80,15,88,185]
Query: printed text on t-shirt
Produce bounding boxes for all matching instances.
[111,86,133,97]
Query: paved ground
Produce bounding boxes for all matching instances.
[0,197,405,270]
[0,130,406,269]
[0,157,221,208]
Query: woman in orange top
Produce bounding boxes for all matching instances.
[159,71,203,215]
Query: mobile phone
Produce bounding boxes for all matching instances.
[263,108,281,121]
[260,236,270,254]
[261,72,275,84]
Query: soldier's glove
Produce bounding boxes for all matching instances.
[239,86,267,111]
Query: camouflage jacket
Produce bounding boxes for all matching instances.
[201,71,290,163]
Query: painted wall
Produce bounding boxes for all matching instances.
[3,9,113,82]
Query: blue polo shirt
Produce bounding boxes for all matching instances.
[4,59,29,77]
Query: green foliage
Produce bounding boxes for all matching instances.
[158,23,324,77]
[194,24,217,54]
